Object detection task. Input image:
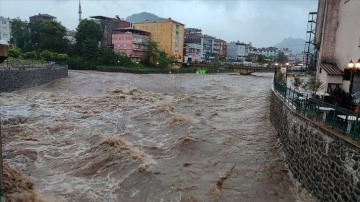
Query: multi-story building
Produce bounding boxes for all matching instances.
[112,28,150,62]
[29,13,56,23]
[201,35,215,60]
[213,38,227,60]
[90,16,132,48]
[0,17,12,42]
[227,41,247,60]
[315,0,359,94]
[134,18,185,63]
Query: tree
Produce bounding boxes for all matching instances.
[276,51,288,64]
[36,21,69,52]
[303,75,324,97]
[82,39,99,59]
[292,74,303,91]
[257,55,266,63]
[75,19,103,56]
[143,40,159,66]
[8,47,21,58]
[10,18,31,51]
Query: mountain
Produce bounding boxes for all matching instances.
[126,12,163,23]
[274,37,306,55]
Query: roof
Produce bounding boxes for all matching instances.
[134,18,184,26]
[320,63,343,75]
[90,16,115,21]
[31,13,56,18]
[113,28,150,36]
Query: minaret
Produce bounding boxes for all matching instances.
[78,0,82,22]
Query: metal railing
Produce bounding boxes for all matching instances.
[273,77,360,140]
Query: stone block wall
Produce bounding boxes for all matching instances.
[0,66,68,92]
[270,90,360,202]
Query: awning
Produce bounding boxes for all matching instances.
[320,63,343,75]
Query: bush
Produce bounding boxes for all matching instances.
[40,50,53,61]
[9,47,21,58]
[22,51,37,59]
[68,56,96,70]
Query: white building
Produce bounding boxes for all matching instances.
[227,41,247,60]
[315,0,360,94]
[0,17,12,42]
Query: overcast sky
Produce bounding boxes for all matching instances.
[0,0,318,47]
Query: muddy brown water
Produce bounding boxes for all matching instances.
[0,70,316,202]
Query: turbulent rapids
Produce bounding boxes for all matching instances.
[0,71,315,201]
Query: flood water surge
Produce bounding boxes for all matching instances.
[0,70,315,201]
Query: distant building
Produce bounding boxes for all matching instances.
[112,28,150,62]
[66,30,76,44]
[0,16,12,42]
[227,41,247,60]
[90,16,132,48]
[134,18,185,63]
[29,13,56,23]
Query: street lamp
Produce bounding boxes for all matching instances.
[348,59,360,95]
[274,62,279,74]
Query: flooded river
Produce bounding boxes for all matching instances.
[0,70,315,201]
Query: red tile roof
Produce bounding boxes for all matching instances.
[320,63,343,75]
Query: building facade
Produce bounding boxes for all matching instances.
[29,13,56,23]
[112,28,150,62]
[0,17,12,42]
[134,18,185,63]
[315,0,360,94]
[227,41,247,60]
[90,16,132,48]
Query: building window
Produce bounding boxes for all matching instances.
[124,36,126,40]
[3,34,8,38]
[124,44,127,48]
[117,44,120,48]
[2,20,6,24]
[3,27,7,31]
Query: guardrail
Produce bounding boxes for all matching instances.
[273,77,360,140]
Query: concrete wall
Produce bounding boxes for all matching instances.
[334,0,360,70]
[270,90,360,202]
[317,0,340,65]
[0,66,68,92]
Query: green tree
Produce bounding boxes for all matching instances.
[82,39,99,59]
[143,40,159,66]
[36,21,69,52]
[257,55,266,63]
[8,47,21,58]
[10,18,31,51]
[292,74,303,91]
[276,52,288,64]
[75,19,103,56]
[303,75,324,97]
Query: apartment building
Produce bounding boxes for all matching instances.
[90,16,132,48]
[0,17,12,42]
[227,41,247,60]
[315,0,360,94]
[112,28,150,62]
[134,18,185,63]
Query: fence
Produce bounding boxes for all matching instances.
[273,77,360,140]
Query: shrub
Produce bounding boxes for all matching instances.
[22,51,37,59]
[9,47,21,58]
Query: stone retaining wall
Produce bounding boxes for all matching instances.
[0,66,68,92]
[270,90,360,202]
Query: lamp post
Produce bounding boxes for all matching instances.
[285,62,290,85]
[348,59,360,95]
